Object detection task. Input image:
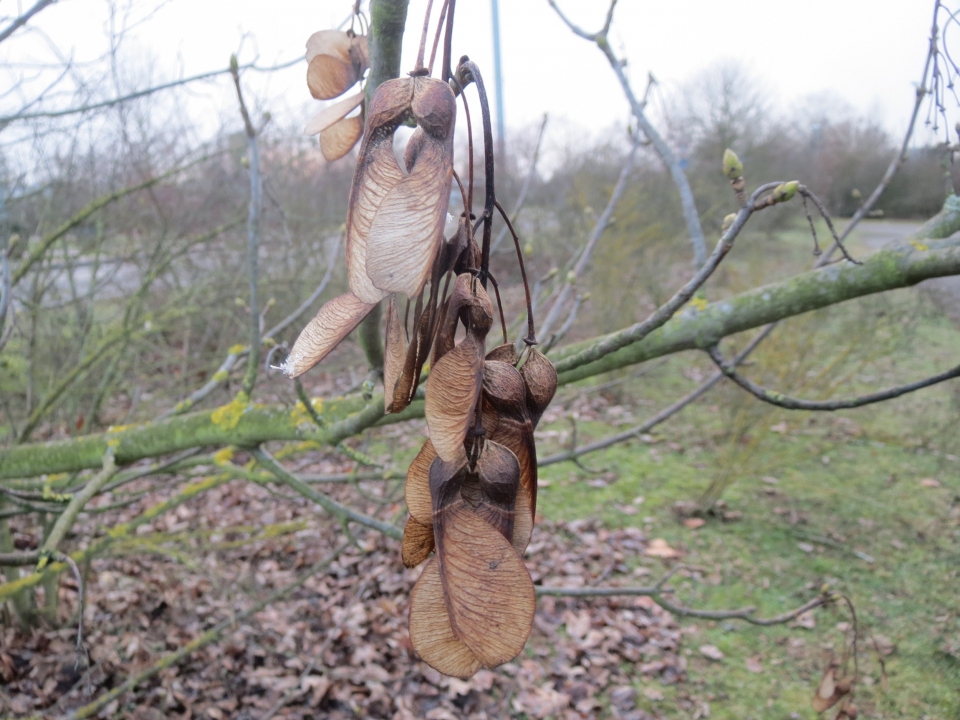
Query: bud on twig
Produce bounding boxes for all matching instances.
[720,213,736,234]
[723,149,747,207]
[722,149,743,180]
[229,54,239,74]
[773,181,799,204]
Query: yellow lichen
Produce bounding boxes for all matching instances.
[228,344,247,355]
[213,447,235,466]
[211,392,249,430]
[41,485,71,502]
[689,296,709,311]
[909,239,929,251]
[289,397,323,427]
[212,370,229,382]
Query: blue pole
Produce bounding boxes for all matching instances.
[491,0,505,155]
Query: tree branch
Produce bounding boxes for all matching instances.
[539,139,639,344]
[3,215,960,480]
[0,56,302,126]
[230,58,264,397]
[547,0,707,266]
[553,181,780,377]
[706,344,960,411]
[0,0,57,46]
[251,448,402,540]
[11,153,218,287]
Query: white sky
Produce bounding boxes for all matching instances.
[0,0,947,150]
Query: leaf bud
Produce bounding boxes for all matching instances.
[720,213,737,233]
[722,148,743,180]
[773,180,799,203]
[229,54,239,73]
[566,271,576,283]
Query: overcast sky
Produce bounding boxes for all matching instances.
[1,0,947,151]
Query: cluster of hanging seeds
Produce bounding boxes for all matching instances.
[284,3,556,679]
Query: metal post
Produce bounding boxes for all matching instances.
[491,0,505,157]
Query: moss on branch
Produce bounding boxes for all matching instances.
[2,227,960,481]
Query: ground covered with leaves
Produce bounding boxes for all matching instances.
[3,465,700,719]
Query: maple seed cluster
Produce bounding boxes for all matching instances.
[284,28,557,679]
[303,29,369,161]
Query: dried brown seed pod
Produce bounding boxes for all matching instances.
[364,79,456,298]
[432,505,535,669]
[383,296,407,412]
[405,440,437,525]
[471,439,521,543]
[389,301,433,414]
[304,90,363,136]
[319,114,364,162]
[346,77,455,304]
[401,516,434,568]
[486,343,519,365]
[519,347,558,428]
[282,292,376,378]
[305,30,368,100]
[408,558,482,679]
[424,335,484,462]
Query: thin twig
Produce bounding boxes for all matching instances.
[491,113,548,251]
[546,0,707,267]
[706,344,960,411]
[230,58,264,397]
[38,452,117,560]
[540,326,772,466]
[252,448,402,540]
[0,56,302,125]
[0,0,57,46]
[553,182,780,375]
[539,139,639,345]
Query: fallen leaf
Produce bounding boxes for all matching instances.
[683,518,706,530]
[643,686,664,701]
[873,634,896,656]
[745,656,763,673]
[644,538,681,558]
[797,542,814,553]
[919,478,941,488]
[699,644,724,661]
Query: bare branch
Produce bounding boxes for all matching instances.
[492,113,548,251]
[252,448,403,540]
[547,0,707,266]
[0,56,301,126]
[539,139,639,344]
[540,325,772,466]
[554,181,780,376]
[706,344,960,411]
[230,59,264,397]
[0,0,57,46]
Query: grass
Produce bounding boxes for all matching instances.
[529,221,960,718]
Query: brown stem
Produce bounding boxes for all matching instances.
[494,200,536,344]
